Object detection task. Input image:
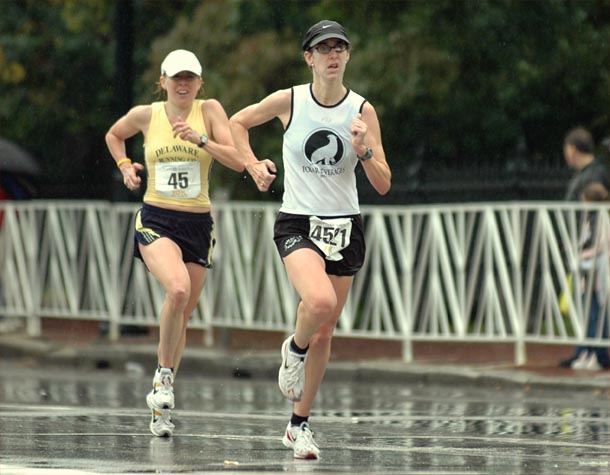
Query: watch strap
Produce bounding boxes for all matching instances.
[357,147,373,161]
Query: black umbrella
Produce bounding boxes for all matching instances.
[0,137,41,175]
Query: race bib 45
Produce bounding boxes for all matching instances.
[155,161,201,199]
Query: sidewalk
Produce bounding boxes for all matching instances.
[1,318,608,391]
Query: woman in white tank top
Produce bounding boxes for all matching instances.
[231,20,392,460]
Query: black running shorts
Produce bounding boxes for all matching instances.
[133,203,215,268]
[273,212,365,276]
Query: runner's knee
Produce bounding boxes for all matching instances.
[165,282,190,312]
[304,293,337,321]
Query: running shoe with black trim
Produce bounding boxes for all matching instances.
[148,405,175,437]
[282,421,320,459]
[148,367,174,410]
[278,335,306,402]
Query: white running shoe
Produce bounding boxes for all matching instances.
[278,336,306,402]
[583,352,602,371]
[571,351,589,370]
[148,405,175,437]
[148,367,174,410]
[282,421,320,460]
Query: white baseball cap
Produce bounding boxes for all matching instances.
[161,49,202,77]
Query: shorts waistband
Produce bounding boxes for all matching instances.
[142,203,212,221]
[278,211,361,220]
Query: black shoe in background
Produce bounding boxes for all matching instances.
[559,355,578,368]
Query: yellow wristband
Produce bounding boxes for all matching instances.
[116,158,132,168]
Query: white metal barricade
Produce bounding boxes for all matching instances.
[1,200,608,364]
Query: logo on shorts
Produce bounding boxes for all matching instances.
[284,236,303,251]
[304,130,344,166]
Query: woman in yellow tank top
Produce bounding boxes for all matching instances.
[105,49,243,437]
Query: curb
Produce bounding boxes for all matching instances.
[1,334,608,391]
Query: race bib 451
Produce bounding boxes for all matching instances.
[308,216,352,261]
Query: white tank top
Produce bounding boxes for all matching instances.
[280,84,366,216]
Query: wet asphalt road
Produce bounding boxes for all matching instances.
[0,363,608,475]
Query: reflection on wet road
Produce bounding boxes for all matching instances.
[0,365,608,474]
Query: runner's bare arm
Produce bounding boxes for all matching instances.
[230,89,292,190]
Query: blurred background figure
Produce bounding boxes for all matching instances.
[566,183,610,370]
[559,128,610,369]
[0,172,35,228]
[563,127,610,202]
[0,137,39,204]
[0,137,38,333]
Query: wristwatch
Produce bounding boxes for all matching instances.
[357,147,373,161]
[198,134,209,148]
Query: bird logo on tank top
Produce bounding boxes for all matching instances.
[304,129,344,166]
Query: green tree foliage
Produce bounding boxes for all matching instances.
[0,0,193,199]
[311,0,608,199]
[0,0,114,197]
[1,0,608,202]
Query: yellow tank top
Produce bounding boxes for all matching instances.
[143,100,213,208]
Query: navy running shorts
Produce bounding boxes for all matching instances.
[273,212,365,276]
[133,203,215,268]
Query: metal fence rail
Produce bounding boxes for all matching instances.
[1,200,608,364]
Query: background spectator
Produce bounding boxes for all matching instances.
[562,182,610,370]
